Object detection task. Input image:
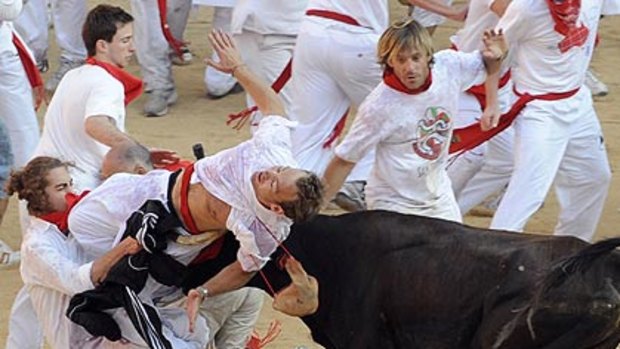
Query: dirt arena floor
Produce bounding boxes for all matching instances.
[1,1,619,347]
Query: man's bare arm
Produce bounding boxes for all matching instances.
[206,29,285,117]
[90,237,141,285]
[84,115,134,147]
[406,0,468,21]
[322,155,356,205]
[490,0,512,16]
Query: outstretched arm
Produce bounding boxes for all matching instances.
[405,0,468,22]
[480,29,508,130]
[206,29,285,117]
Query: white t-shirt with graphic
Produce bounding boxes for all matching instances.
[335,50,486,221]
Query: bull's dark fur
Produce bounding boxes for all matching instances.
[183,211,620,349]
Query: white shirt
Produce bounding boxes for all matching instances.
[451,0,499,52]
[34,65,126,191]
[0,0,22,21]
[335,51,485,220]
[602,0,620,14]
[496,0,603,95]
[21,217,129,349]
[194,115,298,271]
[231,0,308,36]
[307,0,389,34]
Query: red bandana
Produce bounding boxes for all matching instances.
[545,0,589,52]
[85,57,143,105]
[383,68,432,95]
[38,191,90,234]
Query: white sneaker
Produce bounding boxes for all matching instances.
[585,69,609,97]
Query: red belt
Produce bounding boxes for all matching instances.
[450,86,580,154]
[305,9,360,26]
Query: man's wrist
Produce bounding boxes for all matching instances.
[196,286,209,301]
[231,63,247,77]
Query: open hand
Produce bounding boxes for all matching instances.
[205,29,244,74]
[482,29,508,61]
[186,288,202,333]
[150,148,180,168]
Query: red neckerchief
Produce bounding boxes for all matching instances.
[85,57,143,105]
[12,33,43,90]
[545,0,589,52]
[179,163,200,234]
[383,68,432,95]
[38,191,90,234]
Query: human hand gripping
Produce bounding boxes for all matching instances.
[481,29,508,62]
[205,29,245,75]
[150,148,180,168]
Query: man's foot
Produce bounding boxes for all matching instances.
[171,46,193,66]
[144,89,178,117]
[37,58,49,73]
[333,181,367,212]
[45,57,85,93]
[585,69,609,97]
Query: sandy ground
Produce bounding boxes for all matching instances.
[1,1,619,348]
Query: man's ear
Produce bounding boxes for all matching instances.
[269,203,284,215]
[95,39,108,55]
[134,164,148,175]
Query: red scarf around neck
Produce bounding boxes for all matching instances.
[38,191,90,234]
[85,57,143,105]
[545,0,589,52]
[383,68,432,95]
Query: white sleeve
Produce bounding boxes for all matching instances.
[438,50,487,91]
[335,100,394,163]
[602,0,620,14]
[252,115,297,153]
[21,233,94,296]
[84,72,125,127]
[68,199,120,258]
[0,0,22,21]
[495,0,529,47]
[227,210,283,272]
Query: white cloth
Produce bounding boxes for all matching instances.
[194,115,297,271]
[13,0,86,63]
[602,0,620,14]
[289,1,386,180]
[20,217,138,348]
[0,22,39,168]
[231,0,307,36]
[0,0,22,21]
[307,0,388,34]
[489,0,611,240]
[335,50,486,222]
[411,0,454,28]
[33,65,125,192]
[231,0,307,132]
[450,0,497,52]
[496,0,593,97]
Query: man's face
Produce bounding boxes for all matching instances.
[44,166,74,213]
[251,166,306,215]
[388,47,431,90]
[100,22,135,68]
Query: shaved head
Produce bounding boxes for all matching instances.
[100,141,153,179]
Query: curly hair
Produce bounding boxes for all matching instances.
[280,171,325,223]
[6,157,72,216]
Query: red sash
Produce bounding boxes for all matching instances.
[465,70,512,110]
[12,33,43,90]
[85,57,143,105]
[38,191,90,234]
[450,86,580,154]
[305,9,360,26]
[157,0,184,60]
[545,0,589,52]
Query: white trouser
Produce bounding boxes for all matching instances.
[411,0,453,28]
[131,0,192,92]
[204,6,236,96]
[13,0,86,63]
[5,286,44,349]
[234,31,296,134]
[199,288,263,348]
[0,48,39,168]
[448,83,516,198]
[289,18,381,181]
[490,87,611,241]
[455,126,514,214]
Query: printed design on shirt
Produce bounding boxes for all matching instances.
[412,106,452,160]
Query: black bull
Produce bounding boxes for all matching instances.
[182,210,620,349]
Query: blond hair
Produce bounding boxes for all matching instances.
[377,18,434,69]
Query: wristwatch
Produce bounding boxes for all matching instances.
[196,286,209,301]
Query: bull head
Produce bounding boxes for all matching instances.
[272,257,319,317]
